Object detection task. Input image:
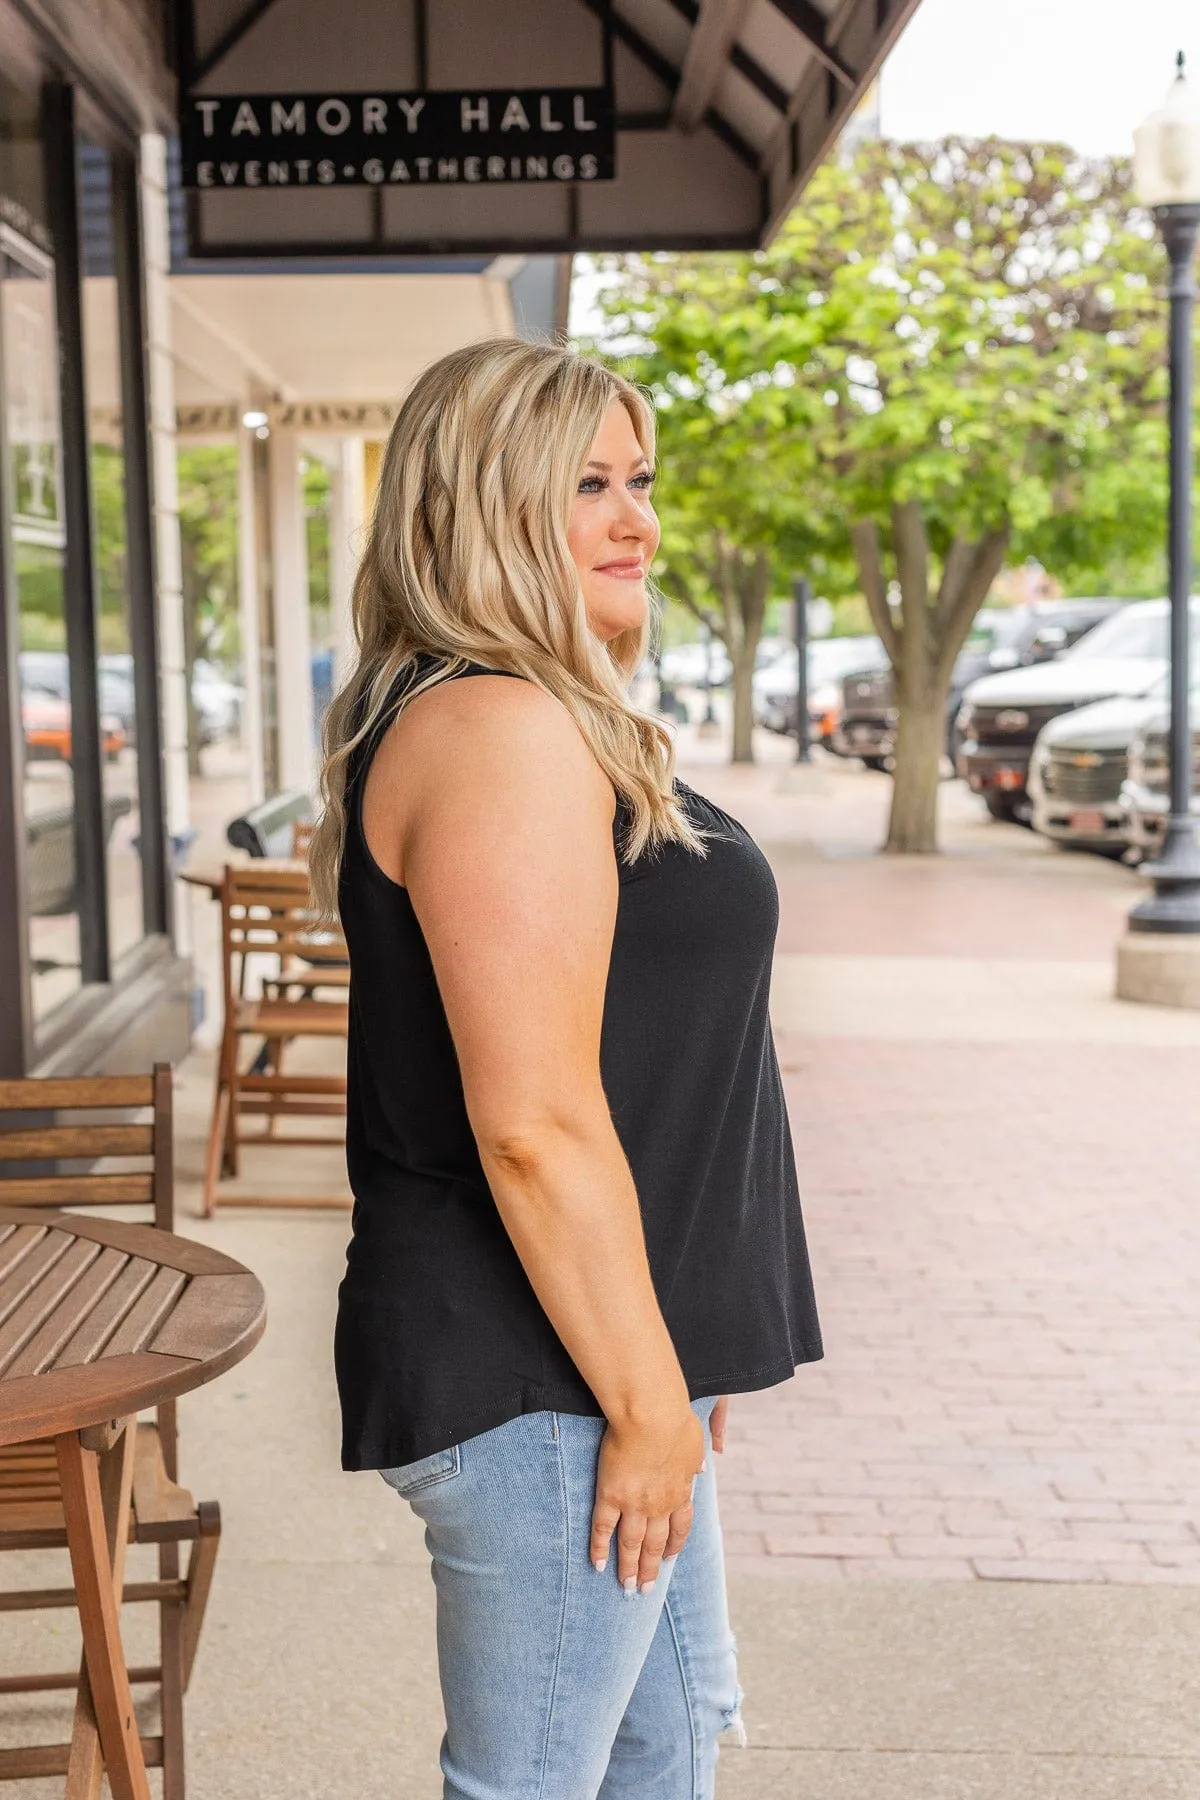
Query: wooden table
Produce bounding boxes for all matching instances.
[0,1207,266,1800]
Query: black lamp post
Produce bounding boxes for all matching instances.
[1129,54,1200,934]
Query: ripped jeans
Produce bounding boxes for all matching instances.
[381,1395,744,1800]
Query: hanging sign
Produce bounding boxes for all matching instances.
[180,87,616,190]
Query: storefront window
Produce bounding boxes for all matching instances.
[0,155,82,1016]
[80,137,142,965]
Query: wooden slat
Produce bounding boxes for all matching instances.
[0,1229,77,1330]
[102,1267,188,1359]
[239,1073,349,1094]
[148,1272,263,1363]
[237,1101,346,1118]
[0,1076,153,1111]
[0,1239,103,1377]
[0,1173,154,1207]
[0,1208,256,1277]
[0,1224,58,1296]
[237,999,349,1035]
[0,1124,153,1162]
[0,1737,163,1778]
[6,1248,130,1379]
[54,1258,158,1368]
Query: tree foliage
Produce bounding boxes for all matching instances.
[590,136,1178,842]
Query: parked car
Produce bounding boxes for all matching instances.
[955,597,1190,822]
[191,659,244,743]
[756,635,886,742]
[1027,691,1165,853]
[1120,700,1200,856]
[659,640,732,689]
[837,600,1125,771]
[22,691,125,763]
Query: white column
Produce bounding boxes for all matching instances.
[267,427,316,793]
[140,135,191,953]
[236,428,266,804]
[330,436,366,692]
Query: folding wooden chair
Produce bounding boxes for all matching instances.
[203,865,350,1214]
[0,1066,219,1798]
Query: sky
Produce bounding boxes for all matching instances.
[880,0,1197,153]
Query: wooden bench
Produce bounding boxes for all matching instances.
[27,796,134,918]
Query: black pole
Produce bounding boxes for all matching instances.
[1129,199,1200,933]
[793,575,811,763]
[43,81,111,984]
[113,145,174,941]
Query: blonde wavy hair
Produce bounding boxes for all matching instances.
[309,336,702,918]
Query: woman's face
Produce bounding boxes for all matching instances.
[567,399,660,642]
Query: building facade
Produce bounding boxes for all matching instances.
[0,0,188,1077]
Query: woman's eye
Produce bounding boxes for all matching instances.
[578,476,606,495]
[630,472,655,492]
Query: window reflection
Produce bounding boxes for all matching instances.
[1,221,83,1016]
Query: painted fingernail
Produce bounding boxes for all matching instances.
[639,1579,655,1594]
[593,1557,607,1573]
[701,1459,708,1472]
[623,1576,638,1596]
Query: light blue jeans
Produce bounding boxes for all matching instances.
[381,1396,744,1799]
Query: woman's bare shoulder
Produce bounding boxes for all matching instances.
[390,672,608,792]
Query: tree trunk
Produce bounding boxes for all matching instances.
[730,649,756,763]
[853,508,1011,856]
[885,668,945,852]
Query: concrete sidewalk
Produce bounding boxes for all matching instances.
[5,732,1200,1796]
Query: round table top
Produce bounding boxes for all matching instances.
[0,1207,266,1447]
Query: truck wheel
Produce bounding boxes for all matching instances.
[984,791,1020,822]
[861,755,889,773]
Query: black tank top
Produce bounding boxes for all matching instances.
[334,660,822,1469]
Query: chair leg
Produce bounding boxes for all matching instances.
[181,1501,221,1689]
[202,1085,229,1219]
[222,1043,241,1177]
[56,1426,150,1800]
[158,1542,186,1800]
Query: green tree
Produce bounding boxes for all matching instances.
[592,137,1173,848]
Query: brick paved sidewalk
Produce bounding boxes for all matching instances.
[680,733,1200,1585]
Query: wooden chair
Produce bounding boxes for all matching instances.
[0,1066,219,1797]
[203,865,350,1214]
[290,817,316,859]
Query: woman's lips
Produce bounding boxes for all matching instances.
[594,559,645,579]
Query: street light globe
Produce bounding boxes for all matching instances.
[1133,52,1200,209]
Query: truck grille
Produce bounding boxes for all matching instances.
[1042,747,1126,804]
[971,701,1092,750]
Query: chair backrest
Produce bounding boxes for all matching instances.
[227,790,314,859]
[219,864,346,1016]
[0,1064,173,1229]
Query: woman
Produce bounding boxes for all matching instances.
[311,338,822,1800]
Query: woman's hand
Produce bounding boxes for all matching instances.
[591,1407,706,1594]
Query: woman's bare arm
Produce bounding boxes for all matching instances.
[363,675,705,1589]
